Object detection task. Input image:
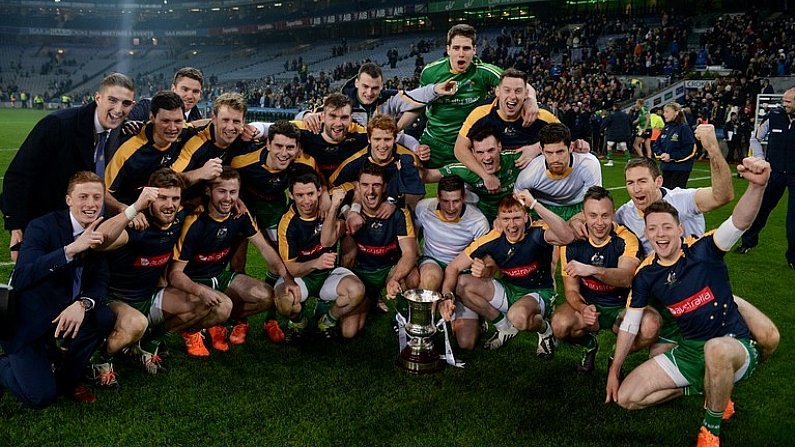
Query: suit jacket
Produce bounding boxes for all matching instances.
[0,210,108,353]
[1,102,99,231]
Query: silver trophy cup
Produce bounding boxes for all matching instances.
[397,289,444,374]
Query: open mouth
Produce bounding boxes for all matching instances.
[505,99,518,113]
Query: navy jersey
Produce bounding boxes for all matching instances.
[460,101,560,150]
[629,231,750,341]
[353,207,415,271]
[106,122,197,205]
[293,120,369,180]
[561,223,640,307]
[174,206,259,278]
[465,224,554,290]
[231,149,316,206]
[329,145,425,199]
[108,209,186,302]
[277,203,332,267]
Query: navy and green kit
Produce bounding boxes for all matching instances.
[465,223,554,291]
[561,222,640,308]
[353,207,415,271]
[106,122,197,205]
[107,209,187,302]
[174,206,259,279]
[460,101,559,150]
[329,145,425,200]
[292,120,369,180]
[630,232,751,341]
[231,149,317,232]
[278,203,330,267]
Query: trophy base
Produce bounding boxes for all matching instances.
[397,347,444,375]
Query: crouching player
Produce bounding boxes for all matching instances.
[170,167,299,356]
[276,169,367,341]
[552,186,660,373]
[606,157,772,447]
[439,193,575,358]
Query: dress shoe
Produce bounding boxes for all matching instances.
[69,385,97,403]
[789,262,795,270]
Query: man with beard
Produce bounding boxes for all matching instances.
[170,168,299,356]
[88,169,223,386]
[2,73,135,261]
[251,93,369,181]
[346,163,420,316]
[514,123,602,221]
[276,170,368,341]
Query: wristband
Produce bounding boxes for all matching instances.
[340,204,351,214]
[529,199,538,210]
[350,203,362,214]
[124,205,139,221]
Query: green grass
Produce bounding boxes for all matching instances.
[0,108,793,446]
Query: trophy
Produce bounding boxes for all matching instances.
[397,289,444,374]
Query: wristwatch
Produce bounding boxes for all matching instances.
[78,297,95,312]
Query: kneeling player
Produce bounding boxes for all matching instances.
[170,167,299,356]
[276,169,368,340]
[552,186,660,373]
[440,193,575,358]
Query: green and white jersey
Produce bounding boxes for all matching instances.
[420,57,502,145]
[439,150,521,222]
[514,152,602,207]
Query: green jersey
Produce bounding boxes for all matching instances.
[438,150,521,222]
[637,106,650,131]
[420,57,502,166]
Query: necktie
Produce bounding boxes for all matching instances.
[95,131,108,179]
[72,252,84,300]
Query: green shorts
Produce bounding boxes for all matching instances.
[530,203,583,221]
[253,198,288,241]
[497,278,556,319]
[418,256,448,270]
[353,265,394,298]
[104,289,166,326]
[420,132,457,169]
[653,301,684,344]
[593,303,624,332]
[656,337,759,393]
[193,270,240,293]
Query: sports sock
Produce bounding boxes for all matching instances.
[702,408,724,436]
[141,327,168,353]
[538,319,552,335]
[683,386,702,396]
[581,332,597,349]
[264,271,279,286]
[91,345,112,365]
[320,311,338,328]
[492,314,513,332]
[290,315,308,328]
[262,307,277,321]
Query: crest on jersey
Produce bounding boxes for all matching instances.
[590,252,605,266]
[666,270,678,287]
[216,227,228,239]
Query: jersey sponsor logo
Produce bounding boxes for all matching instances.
[356,240,397,256]
[318,162,339,172]
[501,262,537,278]
[194,247,230,263]
[581,277,616,293]
[248,187,282,201]
[667,286,715,317]
[300,243,324,257]
[134,252,172,267]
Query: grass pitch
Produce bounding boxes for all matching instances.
[0,108,792,447]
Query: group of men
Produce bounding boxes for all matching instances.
[0,23,783,447]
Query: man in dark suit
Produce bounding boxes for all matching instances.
[1,73,135,261]
[0,172,115,408]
